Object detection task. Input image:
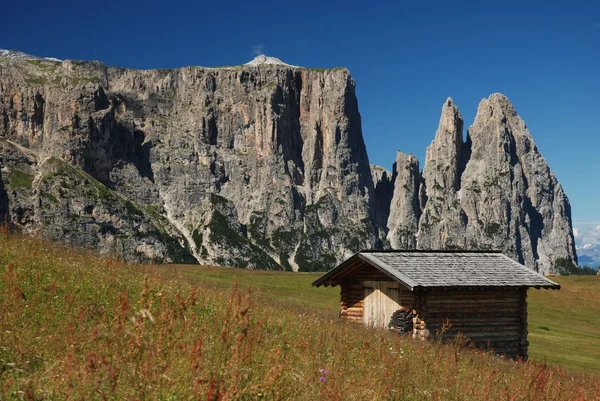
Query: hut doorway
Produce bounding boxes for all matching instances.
[363,281,401,328]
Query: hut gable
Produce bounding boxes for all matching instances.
[312,251,559,359]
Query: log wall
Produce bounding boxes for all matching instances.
[334,261,530,359]
[340,280,364,322]
[417,288,529,359]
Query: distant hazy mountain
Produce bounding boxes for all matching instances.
[576,244,600,267]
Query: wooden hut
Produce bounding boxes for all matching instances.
[312,251,560,359]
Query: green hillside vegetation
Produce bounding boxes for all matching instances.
[1,231,598,400]
[554,257,598,275]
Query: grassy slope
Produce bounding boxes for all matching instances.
[1,233,599,400]
[178,265,600,375]
[527,275,600,373]
[177,266,339,312]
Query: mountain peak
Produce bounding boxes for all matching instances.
[244,54,298,68]
[0,48,62,62]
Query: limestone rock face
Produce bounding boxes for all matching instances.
[386,94,577,274]
[386,152,421,249]
[0,50,577,273]
[457,94,576,273]
[417,97,468,249]
[371,164,393,230]
[0,54,377,270]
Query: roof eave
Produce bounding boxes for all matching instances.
[358,253,417,291]
[419,284,560,291]
[311,253,360,287]
[498,254,561,289]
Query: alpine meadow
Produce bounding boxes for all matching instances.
[1,232,599,399]
[1,1,600,398]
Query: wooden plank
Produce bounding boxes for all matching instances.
[426,312,522,319]
[425,292,521,298]
[427,321,521,328]
[363,285,375,327]
[344,312,363,317]
[332,258,369,281]
[426,307,521,314]
[425,298,520,305]
[426,302,520,308]
[427,325,522,331]
[362,281,403,328]
[382,283,400,327]
[436,332,521,340]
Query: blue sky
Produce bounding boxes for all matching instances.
[1,0,598,243]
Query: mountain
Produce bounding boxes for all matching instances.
[576,244,600,267]
[0,51,376,271]
[384,96,577,274]
[0,50,577,273]
[1,48,62,62]
[384,95,577,274]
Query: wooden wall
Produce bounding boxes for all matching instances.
[340,280,364,322]
[335,261,529,359]
[339,262,414,326]
[414,288,529,359]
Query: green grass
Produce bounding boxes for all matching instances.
[9,169,33,189]
[0,232,598,399]
[308,67,346,73]
[527,275,600,373]
[177,265,338,311]
[176,264,600,375]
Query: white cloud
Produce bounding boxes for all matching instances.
[574,223,600,247]
[252,44,265,56]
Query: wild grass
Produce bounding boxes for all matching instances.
[1,231,598,399]
[177,265,600,375]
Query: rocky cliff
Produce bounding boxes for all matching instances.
[0,53,377,270]
[0,50,577,273]
[385,94,577,274]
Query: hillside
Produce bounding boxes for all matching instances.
[179,264,600,375]
[0,232,598,399]
[0,50,577,274]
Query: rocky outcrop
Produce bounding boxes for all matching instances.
[417,98,468,249]
[386,152,421,249]
[386,94,577,274]
[0,54,377,270]
[371,164,393,230]
[457,94,576,273]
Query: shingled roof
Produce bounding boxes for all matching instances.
[312,251,560,290]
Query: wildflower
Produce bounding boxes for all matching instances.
[319,368,328,383]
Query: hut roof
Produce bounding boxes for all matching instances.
[312,251,560,290]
